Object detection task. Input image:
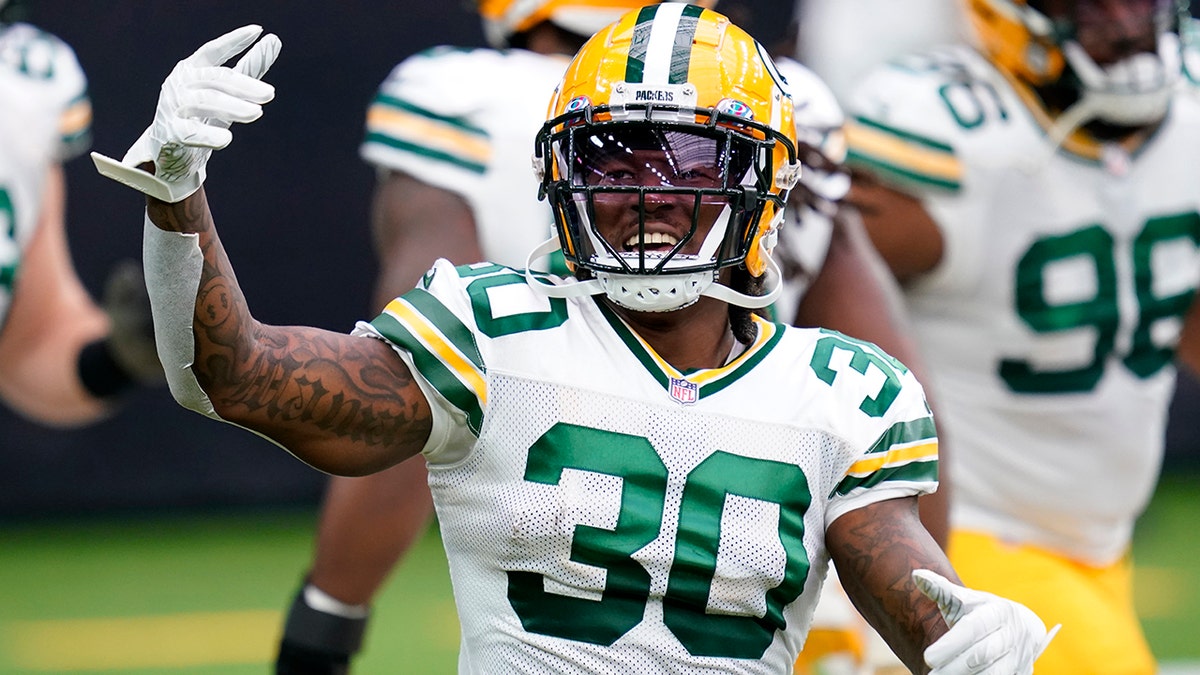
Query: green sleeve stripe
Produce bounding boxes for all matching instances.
[371,94,488,138]
[399,289,485,371]
[846,151,961,191]
[363,132,487,174]
[866,416,937,455]
[851,115,953,152]
[369,312,484,435]
[833,459,939,496]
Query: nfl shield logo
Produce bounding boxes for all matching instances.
[668,377,699,405]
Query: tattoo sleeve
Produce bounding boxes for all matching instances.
[146,190,432,475]
[826,496,954,674]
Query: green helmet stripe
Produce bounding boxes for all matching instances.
[625,5,659,83]
[625,3,704,84]
[668,3,706,84]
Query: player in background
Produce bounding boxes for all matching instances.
[92,9,1056,673]
[842,0,1200,672]
[271,3,944,673]
[791,0,964,104]
[0,0,161,427]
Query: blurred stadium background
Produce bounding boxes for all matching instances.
[1,1,1196,672]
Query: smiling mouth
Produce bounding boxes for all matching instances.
[623,231,678,252]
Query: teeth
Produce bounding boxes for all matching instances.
[624,232,679,248]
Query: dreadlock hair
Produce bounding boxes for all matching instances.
[728,265,766,345]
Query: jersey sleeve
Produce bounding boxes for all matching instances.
[359,47,492,200]
[0,23,92,161]
[351,258,489,463]
[842,46,1006,290]
[817,331,940,525]
[842,49,966,195]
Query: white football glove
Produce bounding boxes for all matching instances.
[92,25,281,203]
[913,569,1061,675]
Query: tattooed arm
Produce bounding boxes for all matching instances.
[146,189,433,476]
[825,496,953,673]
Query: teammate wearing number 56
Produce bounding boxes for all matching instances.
[843,0,1200,672]
[93,8,1053,674]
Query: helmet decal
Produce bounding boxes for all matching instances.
[716,99,754,121]
[623,3,705,84]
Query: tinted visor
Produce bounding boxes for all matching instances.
[571,127,755,190]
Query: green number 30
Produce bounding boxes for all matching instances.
[507,423,812,659]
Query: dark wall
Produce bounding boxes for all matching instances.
[0,1,806,518]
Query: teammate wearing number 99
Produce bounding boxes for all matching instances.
[843,0,1200,672]
[92,7,1054,673]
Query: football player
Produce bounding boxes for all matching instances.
[273,2,947,673]
[0,0,161,427]
[274,2,682,671]
[842,0,1200,672]
[92,8,1056,673]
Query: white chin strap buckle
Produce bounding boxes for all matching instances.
[521,235,784,312]
[596,270,714,312]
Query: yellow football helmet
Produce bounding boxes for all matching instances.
[532,3,800,313]
[963,0,1066,85]
[963,0,1184,127]
[477,0,716,49]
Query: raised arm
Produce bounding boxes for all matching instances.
[145,189,430,475]
[92,26,431,476]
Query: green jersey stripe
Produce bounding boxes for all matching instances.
[401,288,486,371]
[852,116,953,153]
[369,313,485,435]
[846,150,961,192]
[364,132,487,174]
[866,416,937,456]
[697,321,784,397]
[832,459,939,497]
[596,302,785,400]
[372,93,488,138]
[596,300,670,388]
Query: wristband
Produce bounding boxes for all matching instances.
[77,338,136,399]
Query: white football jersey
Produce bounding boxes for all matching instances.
[360,47,568,269]
[845,45,1200,565]
[355,259,938,674]
[0,22,91,327]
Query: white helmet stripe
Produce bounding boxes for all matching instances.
[640,3,687,83]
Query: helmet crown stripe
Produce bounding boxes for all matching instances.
[625,3,696,84]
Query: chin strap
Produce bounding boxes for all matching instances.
[523,236,604,300]
[700,247,783,309]
[1030,35,1179,169]
[521,235,784,311]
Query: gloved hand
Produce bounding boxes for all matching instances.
[92,25,281,203]
[102,259,165,385]
[914,569,1060,675]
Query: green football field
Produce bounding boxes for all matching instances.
[0,473,1197,674]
